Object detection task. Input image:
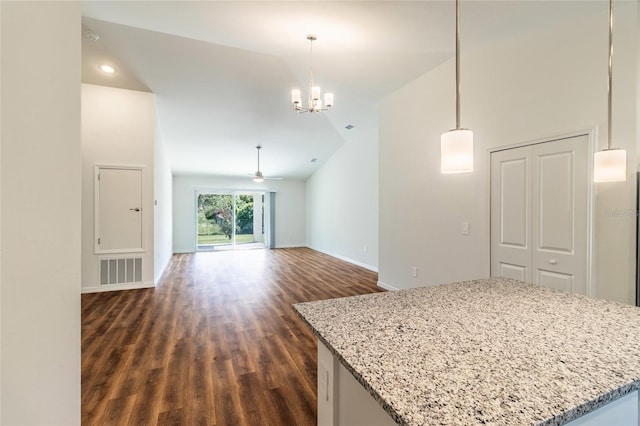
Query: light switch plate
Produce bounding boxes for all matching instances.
[462,222,470,235]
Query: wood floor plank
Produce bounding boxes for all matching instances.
[82,247,384,425]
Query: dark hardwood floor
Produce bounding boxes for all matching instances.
[81,247,384,425]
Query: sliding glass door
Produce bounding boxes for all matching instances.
[196,191,265,251]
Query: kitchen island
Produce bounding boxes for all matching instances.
[293,278,640,425]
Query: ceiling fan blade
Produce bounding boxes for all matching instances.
[264,177,284,180]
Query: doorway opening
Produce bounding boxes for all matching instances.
[196,191,266,251]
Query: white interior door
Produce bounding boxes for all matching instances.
[490,147,532,282]
[97,167,143,252]
[491,135,589,294]
[531,138,588,293]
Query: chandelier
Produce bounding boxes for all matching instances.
[291,35,334,114]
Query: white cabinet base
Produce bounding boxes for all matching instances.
[318,339,397,426]
[318,339,639,426]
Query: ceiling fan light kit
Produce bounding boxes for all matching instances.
[440,0,474,174]
[594,0,626,183]
[291,35,334,114]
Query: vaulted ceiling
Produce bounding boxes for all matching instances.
[81,1,603,180]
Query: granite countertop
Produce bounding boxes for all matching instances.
[293,278,640,426]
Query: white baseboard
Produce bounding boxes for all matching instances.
[178,245,306,251]
[377,281,399,291]
[81,281,155,294]
[308,246,379,273]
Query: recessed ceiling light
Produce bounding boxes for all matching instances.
[100,64,116,74]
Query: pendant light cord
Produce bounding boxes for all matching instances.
[607,0,613,150]
[455,0,461,130]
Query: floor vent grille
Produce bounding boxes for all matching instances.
[100,257,142,285]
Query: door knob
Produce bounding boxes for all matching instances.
[129,208,140,212]
[549,259,557,265]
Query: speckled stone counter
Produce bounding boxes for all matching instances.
[293,278,640,425]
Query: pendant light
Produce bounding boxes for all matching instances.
[594,0,626,183]
[441,0,473,174]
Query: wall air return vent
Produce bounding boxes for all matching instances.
[99,257,142,285]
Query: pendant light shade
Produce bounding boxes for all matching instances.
[441,0,473,174]
[594,149,626,182]
[441,129,474,173]
[594,0,626,183]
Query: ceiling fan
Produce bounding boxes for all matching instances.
[250,146,283,182]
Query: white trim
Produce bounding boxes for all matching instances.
[81,281,155,294]
[487,129,593,154]
[308,246,379,272]
[97,248,146,254]
[585,129,596,298]
[276,244,306,249]
[486,128,596,295]
[172,249,194,254]
[377,281,399,291]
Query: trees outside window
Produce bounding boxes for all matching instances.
[197,193,255,245]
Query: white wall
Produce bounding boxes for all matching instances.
[1,2,81,423]
[154,110,173,282]
[379,6,638,304]
[306,126,379,271]
[81,84,155,292]
[173,175,306,252]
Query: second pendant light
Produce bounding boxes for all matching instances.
[441,0,473,174]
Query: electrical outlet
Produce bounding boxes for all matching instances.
[411,266,418,278]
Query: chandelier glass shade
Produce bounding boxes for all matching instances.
[291,35,334,114]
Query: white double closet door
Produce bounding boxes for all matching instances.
[490,135,589,295]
